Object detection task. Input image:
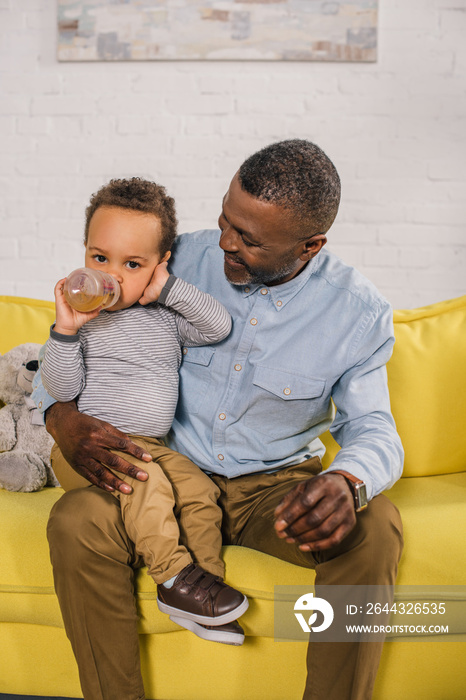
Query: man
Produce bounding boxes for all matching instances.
[33,139,404,700]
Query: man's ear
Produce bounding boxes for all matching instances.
[299,234,327,261]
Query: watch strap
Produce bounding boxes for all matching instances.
[328,470,368,512]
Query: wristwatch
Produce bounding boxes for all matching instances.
[329,470,368,512]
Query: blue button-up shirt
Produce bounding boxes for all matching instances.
[33,229,403,500]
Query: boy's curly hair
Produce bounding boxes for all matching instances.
[84,178,178,254]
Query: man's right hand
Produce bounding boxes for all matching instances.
[45,401,151,493]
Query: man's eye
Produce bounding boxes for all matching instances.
[239,233,256,247]
[126,261,140,269]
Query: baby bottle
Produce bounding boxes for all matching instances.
[63,268,120,312]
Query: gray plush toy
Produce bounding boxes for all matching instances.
[0,343,59,492]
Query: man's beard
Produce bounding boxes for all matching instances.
[224,251,299,287]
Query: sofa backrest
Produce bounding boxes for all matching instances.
[0,296,55,354]
[389,295,466,477]
[321,295,466,478]
[1,293,465,479]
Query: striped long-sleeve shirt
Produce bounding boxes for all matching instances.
[41,275,231,437]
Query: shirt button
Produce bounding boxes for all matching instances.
[260,288,268,295]
[276,301,283,307]
[219,413,226,420]
[182,348,188,355]
[218,454,224,461]
[234,364,242,371]
[38,401,43,409]
[283,387,291,396]
[244,287,250,293]
[250,318,258,325]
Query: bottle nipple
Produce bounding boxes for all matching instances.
[63,268,120,312]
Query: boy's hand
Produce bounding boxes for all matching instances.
[53,278,102,336]
[139,261,170,306]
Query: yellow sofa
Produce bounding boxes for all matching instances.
[0,294,465,700]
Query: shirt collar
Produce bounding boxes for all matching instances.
[239,254,322,311]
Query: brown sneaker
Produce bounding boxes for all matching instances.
[169,615,245,645]
[157,563,248,626]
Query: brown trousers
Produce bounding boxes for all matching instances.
[51,438,224,581]
[47,455,403,700]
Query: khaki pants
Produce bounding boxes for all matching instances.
[47,456,403,700]
[51,437,224,581]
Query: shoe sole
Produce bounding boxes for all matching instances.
[157,594,249,626]
[169,615,245,645]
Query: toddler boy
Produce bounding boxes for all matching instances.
[41,178,248,645]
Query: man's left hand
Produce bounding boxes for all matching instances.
[274,474,357,552]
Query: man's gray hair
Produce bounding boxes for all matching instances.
[238,139,341,236]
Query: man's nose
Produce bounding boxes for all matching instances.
[219,225,239,252]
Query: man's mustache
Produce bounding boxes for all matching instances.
[225,253,247,268]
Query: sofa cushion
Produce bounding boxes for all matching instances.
[2,475,465,637]
[0,295,55,354]
[2,293,465,479]
[387,471,466,585]
[321,295,466,478]
[0,488,316,638]
[389,295,466,477]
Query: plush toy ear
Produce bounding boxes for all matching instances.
[17,361,39,394]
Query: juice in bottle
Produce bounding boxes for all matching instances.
[63,268,120,312]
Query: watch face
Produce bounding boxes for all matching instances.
[355,482,368,510]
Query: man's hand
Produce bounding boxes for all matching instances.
[274,474,357,552]
[45,402,151,493]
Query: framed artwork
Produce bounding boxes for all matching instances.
[57,1,378,62]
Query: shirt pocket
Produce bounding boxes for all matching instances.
[245,365,327,440]
[178,346,215,415]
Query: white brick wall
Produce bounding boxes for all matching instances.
[1,0,465,308]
